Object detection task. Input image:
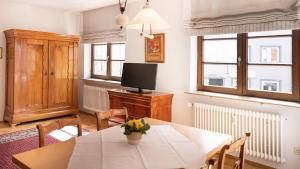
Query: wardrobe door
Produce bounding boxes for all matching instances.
[14,39,49,113]
[48,41,74,108]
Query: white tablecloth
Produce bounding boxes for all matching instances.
[67,125,205,169]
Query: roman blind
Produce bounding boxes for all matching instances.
[82,4,126,43]
[183,0,300,35]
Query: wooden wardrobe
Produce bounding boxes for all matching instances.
[4,29,80,126]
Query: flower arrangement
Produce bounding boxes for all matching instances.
[121,119,150,135]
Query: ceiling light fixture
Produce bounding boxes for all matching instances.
[116,0,129,30]
[127,0,169,39]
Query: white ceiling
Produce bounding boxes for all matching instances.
[5,0,138,12]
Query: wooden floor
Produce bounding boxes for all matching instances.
[0,112,272,169]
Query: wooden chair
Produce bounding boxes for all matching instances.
[95,107,128,131]
[37,115,82,147]
[206,132,251,169]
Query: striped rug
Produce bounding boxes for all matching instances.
[0,128,88,169]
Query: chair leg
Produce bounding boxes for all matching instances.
[37,125,45,148]
[77,124,82,136]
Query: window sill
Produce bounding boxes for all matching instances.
[185,90,300,108]
[83,78,121,87]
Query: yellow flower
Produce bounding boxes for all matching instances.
[127,120,134,127]
[127,119,144,129]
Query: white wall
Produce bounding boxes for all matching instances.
[0,1,83,121]
[83,0,192,124]
[83,0,300,168]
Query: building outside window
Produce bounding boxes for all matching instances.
[208,78,224,86]
[260,46,280,63]
[261,80,280,92]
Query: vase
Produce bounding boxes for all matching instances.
[126,132,143,145]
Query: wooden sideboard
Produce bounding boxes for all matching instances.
[108,89,173,121]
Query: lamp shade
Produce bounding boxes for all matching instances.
[127,2,169,30]
[116,13,129,28]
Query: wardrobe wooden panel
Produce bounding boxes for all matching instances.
[14,39,48,113]
[48,41,73,108]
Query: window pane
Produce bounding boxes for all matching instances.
[248,30,292,37]
[203,40,237,63]
[203,64,237,88]
[94,45,107,60]
[94,61,107,76]
[204,34,237,39]
[248,37,292,64]
[111,61,124,77]
[248,65,292,93]
[111,43,125,60]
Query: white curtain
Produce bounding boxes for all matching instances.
[183,0,300,35]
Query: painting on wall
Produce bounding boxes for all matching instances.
[145,33,165,63]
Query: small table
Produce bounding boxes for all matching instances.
[13,118,232,169]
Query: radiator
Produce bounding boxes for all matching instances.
[83,85,109,112]
[194,103,284,163]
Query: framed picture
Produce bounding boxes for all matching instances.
[0,47,2,59]
[145,33,165,63]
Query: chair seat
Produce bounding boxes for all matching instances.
[109,116,125,124]
[95,108,128,131]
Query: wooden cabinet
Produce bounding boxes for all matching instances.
[108,89,173,121]
[4,29,80,126]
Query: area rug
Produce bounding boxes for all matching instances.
[0,128,87,169]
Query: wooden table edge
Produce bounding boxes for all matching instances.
[12,155,31,169]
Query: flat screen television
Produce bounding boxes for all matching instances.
[121,63,158,93]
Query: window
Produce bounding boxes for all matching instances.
[261,80,280,92]
[197,30,300,101]
[208,78,224,86]
[198,34,240,94]
[91,43,125,80]
[261,46,280,63]
[247,30,292,97]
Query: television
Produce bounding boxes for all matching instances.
[121,63,158,93]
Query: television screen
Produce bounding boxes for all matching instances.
[121,63,158,91]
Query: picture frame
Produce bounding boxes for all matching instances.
[0,47,2,59]
[145,33,165,63]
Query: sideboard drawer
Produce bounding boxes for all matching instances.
[123,103,150,119]
[108,89,173,121]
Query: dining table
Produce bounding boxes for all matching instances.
[12,118,232,169]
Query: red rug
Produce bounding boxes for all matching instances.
[0,128,60,169]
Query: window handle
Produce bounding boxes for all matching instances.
[238,57,242,66]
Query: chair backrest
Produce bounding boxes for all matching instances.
[95,107,128,131]
[208,132,251,169]
[37,115,82,147]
